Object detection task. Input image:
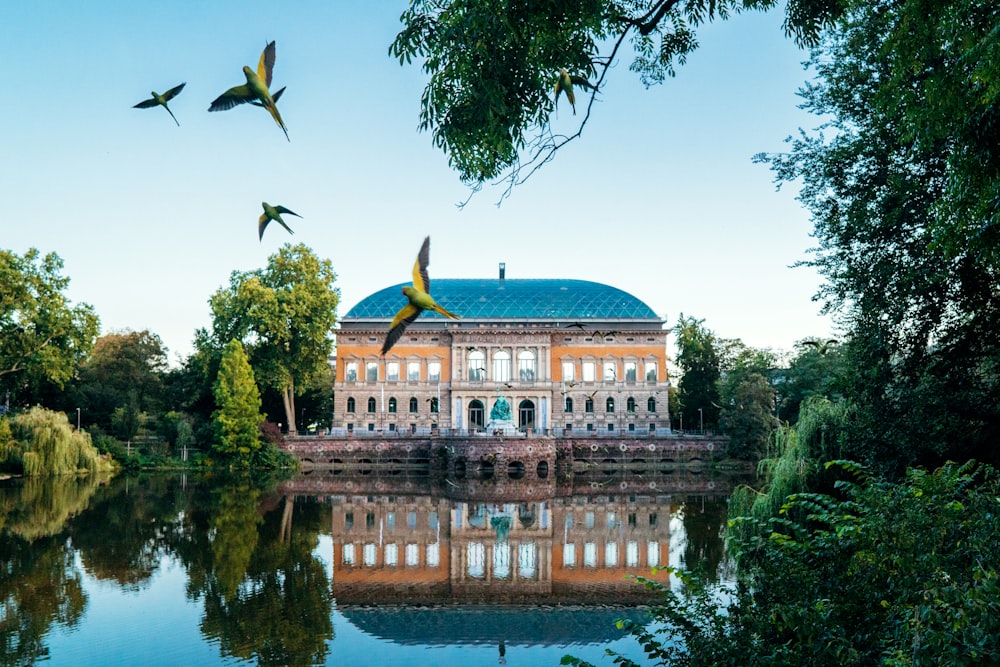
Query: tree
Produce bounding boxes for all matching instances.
[776,338,847,424]
[672,314,721,430]
[719,373,775,459]
[201,244,339,435]
[391,0,844,202]
[0,248,99,404]
[759,0,1000,471]
[212,340,264,467]
[72,330,168,432]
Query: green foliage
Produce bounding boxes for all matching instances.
[776,339,848,424]
[4,407,111,476]
[392,0,844,196]
[758,0,1000,471]
[719,373,775,459]
[211,340,264,467]
[202,243,338,435]
[576,461,1000,666]
[0,248,100,404]
[672,314,721,430]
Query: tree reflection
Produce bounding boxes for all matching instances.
[680,495,729,582]
[199,495,334,666]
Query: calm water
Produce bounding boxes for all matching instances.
[0,470,736,666]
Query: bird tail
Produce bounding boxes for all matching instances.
[432,304,460,320]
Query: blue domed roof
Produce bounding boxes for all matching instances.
[344,279,658,321]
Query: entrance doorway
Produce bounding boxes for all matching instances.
[469,400,485,431]
[518,399,535,431]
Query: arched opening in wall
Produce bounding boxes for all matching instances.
[469,400,485,431]
[601,458,617,475]
[331,458,344,474]
[454,457,468,478]
[630,458,645,475]
[518,400,535,430]
[536,460,549,479]
[387,458,403,475]
[479,460,495,480]
[688,458,703,471]
[358,458,373,475]
[659,458,676,473]
[508,461,525,480]
[518,503,535,526]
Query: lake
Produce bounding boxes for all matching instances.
[0,469,739,666]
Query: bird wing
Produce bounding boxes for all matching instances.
[251,86,285,106]
[382,304,422,355]
[258,41,276,88]
[209,84,254,111]
[133,98,159,109]
[570,75,596,91]
[163,82,186,100]
[258,213,270,240]
[274,206,301,218]
[412,236,431,293]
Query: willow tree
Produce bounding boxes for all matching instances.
[201,244,339,435]
[212,340,264,467]
[2,407,108,476]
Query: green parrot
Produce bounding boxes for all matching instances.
[258,202,301,241]
[554,68,597,115]
[209,41,290,141]
[133,82,186,126]
[382,236,461,356]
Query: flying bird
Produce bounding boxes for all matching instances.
[381,236,461,356]
[209,41,290,141]
[133,83,186,126]
[258,202,301,240]
[554,68,597,115]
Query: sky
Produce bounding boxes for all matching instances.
[2,1,835,367]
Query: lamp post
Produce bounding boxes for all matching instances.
[698,408,703,434]
[76,407,81,430]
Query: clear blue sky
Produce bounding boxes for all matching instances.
[2,2,833,365]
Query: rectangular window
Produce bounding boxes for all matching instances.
[562,361,575,382]
[387,362,400,382]
[405,543,419,567]
[345,512,354,530]
[624,361,637,382]
[366,362,378,382]
[407,512,417,529]
[645,362,658,382]
[427,542,440,567]
[605,542,618,567]
[584,542,597,568]
[385,543,398,566]
[407,361,420,381]
[563,543,577,567]
[603,362,617,382]
[582,361,596,382]
[429,512,439,530]
[626,541,639,567]
[346,362,358,382]
[647,542,660,567]
[343,543,356,565]
[518,358,535,381]
[493,356,511,382]
[428,361,441,382]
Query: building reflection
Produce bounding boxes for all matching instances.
[329,491,674,605]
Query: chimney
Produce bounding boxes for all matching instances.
[499,262,506,287]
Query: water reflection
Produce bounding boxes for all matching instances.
[0,469,741,665]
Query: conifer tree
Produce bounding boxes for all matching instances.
[212,340,263,467]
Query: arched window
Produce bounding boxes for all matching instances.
[647,397,656,413]
[493,350,511,382]
[388,397,397,413]
[347,397,356,413]
[585,398,594,413]
[468,350,485,381]
[430,397,439,413]
[606,397,615,413]
[518,350,536,381]
[409,397,418,413]
[627,397,636,413]
[565,397,573,413]
[367,397,376,413]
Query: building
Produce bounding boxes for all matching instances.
[332,266,670,435]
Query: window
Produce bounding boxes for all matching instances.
[428,361,441,382]
[388,397,397,413]
[517,350,536,381]
[346,362,358,382]
[346,397,356,413]
[563,543,577,567]
[405,543,419,566]
[387,362,400,382]
[624,361,637,382]
[562,361,575,382]
[407,361,420,381]
[645,361,658,382]
[409,397,418,413]
[647,397,656,413]
[385,543,398,566]
[627,541,639,567]
[430,397,439,413]
[603,362,617,381]
[493,350,511,382]
[582,361,596,382]
[565,397,573,413]
[605,542,618,567]
[367,397,376,413]
[627,397,636,413]
[585,398,594,413]
[366,361,378,382]
[343,543,355,565]
[469,350,485,381]
[606,397,615,413]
